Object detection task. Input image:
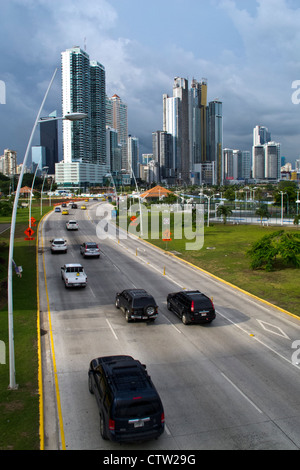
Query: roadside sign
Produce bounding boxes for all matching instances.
[24,226,35,240]
[30,217,36,227]
[162,229,172,242]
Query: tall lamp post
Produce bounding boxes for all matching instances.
[199,192,213,227]
[7,68,87,389]
[128,163,143,237]
[280,191,286,226]
[40,166,49,216]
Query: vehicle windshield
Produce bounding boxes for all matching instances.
[54,240,65,245]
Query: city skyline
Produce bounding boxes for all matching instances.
[1,0,300,166]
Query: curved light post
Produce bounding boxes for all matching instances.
[128,163,143,237]
[199,192,213,227]
[40,166,49,215]
[7,67,87,389]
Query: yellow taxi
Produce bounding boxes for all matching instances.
[81,205,87,210]
[62,209,69,215]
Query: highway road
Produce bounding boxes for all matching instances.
[37,201,300,451]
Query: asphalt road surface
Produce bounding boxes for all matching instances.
[37,201,300,450]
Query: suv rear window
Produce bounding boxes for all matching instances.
[185,293,211,308]
[132,297,155,307]
[115,399,162,418]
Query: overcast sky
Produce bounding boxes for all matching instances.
[1,0,300,166]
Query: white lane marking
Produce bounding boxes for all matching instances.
[257,319,291,340]
[88,286,96,298]
[220,372,263,414]
[216,309,300,370]
[106,319,118,340]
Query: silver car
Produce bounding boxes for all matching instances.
[80,242,100,258]
[51,238,67,254]
[66,220,79,230]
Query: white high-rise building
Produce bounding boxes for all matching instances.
[0,149,17,176]
[264,141,280,180]
[58,46,108,188]
[253,125,271,146]
[106,94,128,170]
[127,135,139,178]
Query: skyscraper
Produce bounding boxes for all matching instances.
[39,111,58,174]
[58,46,108,188]
[106,94,128,170]
[163,77,190,183]
[208,100,223,185]
[253,125,271,146]
[264,141,280,180]
[127,135,139,178]
[152,130,173,182]
[61,47,106,165]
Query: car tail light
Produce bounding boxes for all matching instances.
[191,301,194,312]
[161,412,165,424]
[210,298,215,309]
[109,419,115,431]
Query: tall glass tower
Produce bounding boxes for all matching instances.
[61,47,106,165]
[106,94,128,170]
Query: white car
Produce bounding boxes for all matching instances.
[61,263,87,288]
[51,238,67,254]
[66,220,78,230]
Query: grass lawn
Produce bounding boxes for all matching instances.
[144,222,300,316]
[0,203,52,450]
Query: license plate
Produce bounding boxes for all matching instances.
[129,417,150,427]
[134,420,144,428]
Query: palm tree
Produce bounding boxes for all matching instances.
[216,205,232,224]
[255,204,270,225]
[293,214,300,226]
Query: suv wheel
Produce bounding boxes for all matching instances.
[115,299,120,309]
[167,301,171,310]
[145,305,155,316]
[100,413,108,440]
[88,374,94,394]
[182,314,189,325]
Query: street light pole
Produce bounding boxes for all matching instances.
[7,69,57,389]
[280,191,286,226]
[129,163,143,237]
[40,166,49,215]
[199,192,213,227]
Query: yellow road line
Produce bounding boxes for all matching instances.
[36,215,44,450]
[134,236,300,322]
[39,213,66,450]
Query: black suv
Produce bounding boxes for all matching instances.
[88,355,165,442]
[167,290,215,324]
[115,289,158,322]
